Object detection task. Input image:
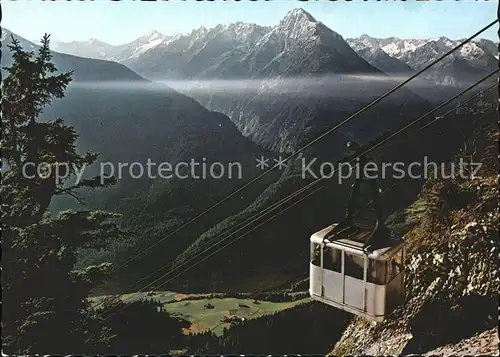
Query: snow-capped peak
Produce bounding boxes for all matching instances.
[146,30,163,41]
[83,38,113,48]
[273,8,324,42]
[349,35,498,62]
[127,31,168,59]
[280,8,317,29]
[346,34,498,85]
[271,7,351,49]
[221,22,270,43]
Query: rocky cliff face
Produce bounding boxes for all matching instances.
[423,328,498,356]
[330,124,499,356]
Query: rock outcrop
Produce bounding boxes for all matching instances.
[330,125,499,356]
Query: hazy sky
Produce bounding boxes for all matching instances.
[4,0,499,45]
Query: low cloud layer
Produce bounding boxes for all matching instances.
[71,73,491,100]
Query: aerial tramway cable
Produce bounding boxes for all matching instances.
[418,82,496,131]
[103,20,498,279]
[259,183,399,291]
[94,181,320,312]
[99,68,499,319]
[130,180,320,289]
[130,68,500,294]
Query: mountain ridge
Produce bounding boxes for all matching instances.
[347,34,498,85]
[2,30,283,292]
[2,29,146,83]
[45,9,497,86]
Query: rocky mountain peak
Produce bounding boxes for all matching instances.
[85,37,111,47]
[270,7,341,47]
[279,8,318,30]
[146,30,164,40]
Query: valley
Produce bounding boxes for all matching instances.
[92,290,308,336]
[2,3,498,355]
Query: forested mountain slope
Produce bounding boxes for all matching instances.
[2,30,282,292]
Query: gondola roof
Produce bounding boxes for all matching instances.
[310,224,404,260]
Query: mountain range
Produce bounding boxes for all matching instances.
[2,8,497,293]
[45,9,497,153]
[50,9,498,86]
[1,29,144,83]
[347,35,498,85]
[3,8,499,355]
[48,10,435,153]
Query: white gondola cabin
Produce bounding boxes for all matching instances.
[309,224,405,321]
[309,140,405,321]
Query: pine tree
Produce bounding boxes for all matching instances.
[1,34,122,354]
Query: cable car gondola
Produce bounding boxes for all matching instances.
[309,142,405,321]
